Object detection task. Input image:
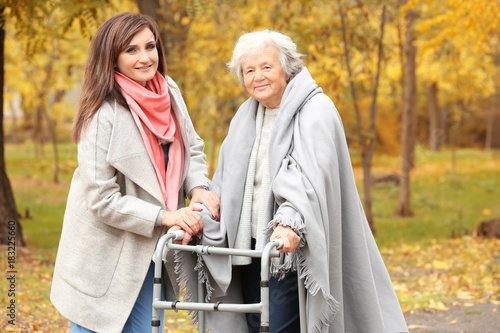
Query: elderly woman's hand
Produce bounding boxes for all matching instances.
[161,206,203,245]
[270,225,300,253]
[190,188,220,221]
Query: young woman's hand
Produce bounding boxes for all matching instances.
[190,188,220,221]
[161,206,203,245]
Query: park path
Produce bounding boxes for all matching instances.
[404,302,500,333]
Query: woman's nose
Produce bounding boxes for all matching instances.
[254,69,264,80]
[138,49,150,62]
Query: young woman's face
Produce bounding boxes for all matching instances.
[116,28,158,86]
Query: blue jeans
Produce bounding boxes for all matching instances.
[71,261,165,332]
[241,257,300,333]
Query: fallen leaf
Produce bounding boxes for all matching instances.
[432,260,449,270]
[408,324,425,329]
[429,300,449,311]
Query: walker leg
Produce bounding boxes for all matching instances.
[259,240,282,332]
[152,263,162,333]
[152,232,182,333]
[298,273,307,333]
[152,235,169,333]
[198,280,205,332]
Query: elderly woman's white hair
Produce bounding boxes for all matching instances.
[227,29,304,86]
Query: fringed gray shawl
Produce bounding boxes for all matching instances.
[176,67,408,333]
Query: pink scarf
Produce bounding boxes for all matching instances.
[114,71,184,211]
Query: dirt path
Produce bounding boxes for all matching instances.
[404,302,500,333]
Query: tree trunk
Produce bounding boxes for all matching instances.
[46,88,66,184]
[137,0,190,64]
[136,0,160,17]
[33,98,46,156]
[0,7,25,246]
[9,98,18,144]
[428,81,441,151]
[363,5,387,234]
[450,105,459,175]
[336,1,386,235]
[485,83,498,153]
[40,103,60,183]
[395,5,417,217]
[136,0,164,50]
[442,104,449,145]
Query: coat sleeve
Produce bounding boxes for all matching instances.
[75,103,160,237]
[168,78,211,197]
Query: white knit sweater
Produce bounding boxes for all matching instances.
[251,107,280,239]
[232,105,280,265]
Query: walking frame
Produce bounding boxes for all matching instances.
[152,230,307,333]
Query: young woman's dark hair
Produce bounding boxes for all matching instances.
[72,12,167,143]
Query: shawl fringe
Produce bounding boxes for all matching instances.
[173,250,199,325]
[194,254,215,302]
[299,250,341,333]
[265,213,306,279]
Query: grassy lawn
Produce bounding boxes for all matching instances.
[356,147,500,247]
[1,141,499,331]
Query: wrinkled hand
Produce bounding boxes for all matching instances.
[270,225,300,253]
[190,188,220,221]
[161,206,203,245]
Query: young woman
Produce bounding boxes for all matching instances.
[50,12,219,332]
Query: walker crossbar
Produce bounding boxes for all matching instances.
[152,230,307,333]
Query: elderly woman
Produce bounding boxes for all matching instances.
[183,29,408,333]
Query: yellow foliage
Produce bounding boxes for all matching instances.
[383,236,500,313]
[413,0,500,52]
[483,208,492,216]
[432,260,449,270]
[3,0,499,158]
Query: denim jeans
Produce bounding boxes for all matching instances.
[70,261,165,332]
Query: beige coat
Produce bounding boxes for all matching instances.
[50,78,210,332]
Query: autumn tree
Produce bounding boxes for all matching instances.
[427,81,441,151]
[5,12,91,183]
[395,1,417,217]
[411,0,500,152]
[336,0,387,234]
[0,0,110,246]
[0,4,21,246]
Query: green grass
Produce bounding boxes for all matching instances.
[6,142,500,250]
[5,142,77,249]
[366,148,500,247]
[2,141,499,330]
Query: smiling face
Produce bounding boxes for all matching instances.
[116,28,158,86]
[242,46,290,109]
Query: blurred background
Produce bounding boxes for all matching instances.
[0,0,499,331]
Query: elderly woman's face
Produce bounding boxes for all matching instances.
[242,46,289,109]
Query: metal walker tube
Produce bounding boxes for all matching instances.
[152,231,307,333]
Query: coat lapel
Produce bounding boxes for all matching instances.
[169,89,190,184]
[106,102,165,207]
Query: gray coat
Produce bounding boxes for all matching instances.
[50,78,210,332]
